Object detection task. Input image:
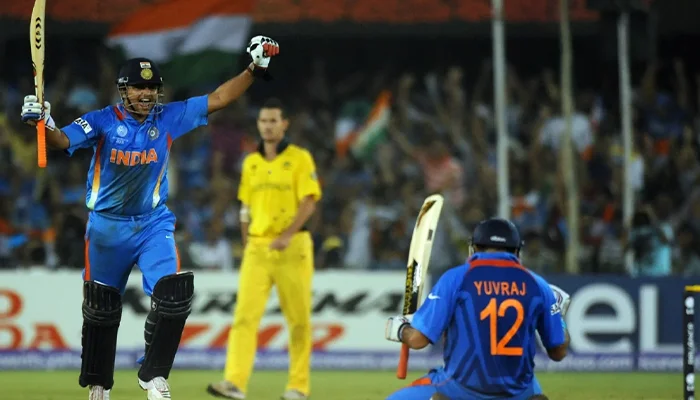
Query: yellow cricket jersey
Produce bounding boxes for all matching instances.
[238,141,322,237]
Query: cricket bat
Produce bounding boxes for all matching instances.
[30,0,47,168]
[397,193,444,379]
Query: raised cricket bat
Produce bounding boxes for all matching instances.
[30,0,47,168]
[397,193,444,379]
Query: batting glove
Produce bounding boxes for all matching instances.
[247,35,279,81]
[549,284,571,317]
[21,95,56,131]
[385,314,412,343]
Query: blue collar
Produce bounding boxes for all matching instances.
[468,252,520,263]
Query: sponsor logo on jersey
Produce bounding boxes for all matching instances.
[73,118,92,134]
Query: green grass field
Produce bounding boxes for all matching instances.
[1,370,680,400]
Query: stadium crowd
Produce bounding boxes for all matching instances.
[1,40,699,278]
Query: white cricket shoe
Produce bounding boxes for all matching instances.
[281,389,308,400]
[139,376,171,399]
[88,385,111,400]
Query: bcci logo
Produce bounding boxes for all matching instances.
[148,126,159,140]
[140,68,154,80]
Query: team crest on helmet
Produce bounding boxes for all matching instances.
[148,126,159,140]
[140,68,154,80]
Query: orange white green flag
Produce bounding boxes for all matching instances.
[335,90,392,160]
[106,0,253,89]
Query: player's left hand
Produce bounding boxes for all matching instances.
[385,314,412,342]
[269,233,292,251]
[21,95,56,131]
[549,284,571,317]
[247,35,279,81]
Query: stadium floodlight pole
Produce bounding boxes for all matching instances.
[492,0,510,219]
[618,9,635,275]
[559,0,579,273]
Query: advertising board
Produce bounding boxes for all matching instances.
[1,270,698,371]
[0,269,435,370]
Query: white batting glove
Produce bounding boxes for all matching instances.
[549,284,571,317]
[246,36,279,80]
[385,314,412,343]
[21,95,56,131]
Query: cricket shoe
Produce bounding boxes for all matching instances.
[206,380,246,399]
[281,389,308,400]
[139,376,171,399]
[88,385,111,400]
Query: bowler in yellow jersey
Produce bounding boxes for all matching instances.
[207,98,321,400]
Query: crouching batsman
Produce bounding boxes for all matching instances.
[385,218,571,400]
[20,37,280,400]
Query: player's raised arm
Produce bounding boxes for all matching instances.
[21,96,70,150]
[207,36,280,114]
[385,267,461,350]
[536,282,571,361]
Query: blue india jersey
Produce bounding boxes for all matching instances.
[61,96,208,216]
[411,252,565,399]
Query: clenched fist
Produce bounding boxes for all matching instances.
[246,36,279,81]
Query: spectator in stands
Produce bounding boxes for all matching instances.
[625,202,673,277]
[187,219,234,272]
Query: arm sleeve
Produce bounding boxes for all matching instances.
[62,111,104,156]
[410,268,461,344]
[167,95,209,140]
[535,277,567,349]
[295,150,322,201]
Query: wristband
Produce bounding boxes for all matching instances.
[398,323,408,341]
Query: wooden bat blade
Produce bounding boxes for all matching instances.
[30,0,47,168]
[396,194,444,379]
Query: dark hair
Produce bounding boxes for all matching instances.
[261,97,287,119]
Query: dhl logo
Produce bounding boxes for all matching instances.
[109,149,158,166]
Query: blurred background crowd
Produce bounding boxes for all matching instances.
[1,0,700,278]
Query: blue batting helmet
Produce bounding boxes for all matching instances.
[116,57,163,86]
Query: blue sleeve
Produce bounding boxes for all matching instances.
[62,110,104,157]
[166,95,209,140]
[535,276,566,349]
[411,267,462,344]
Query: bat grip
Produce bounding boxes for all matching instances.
[37,120,47,168]
[397,343,409,379]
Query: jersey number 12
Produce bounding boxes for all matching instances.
[480,298,524,356]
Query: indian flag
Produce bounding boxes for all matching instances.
[106,0,253,89]
[335,90,392,160]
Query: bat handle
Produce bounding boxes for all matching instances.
[397,343,409,379]
[37,120,47,168]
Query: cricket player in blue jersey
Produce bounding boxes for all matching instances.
[385,218,571,400]
[20,36,280,400]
